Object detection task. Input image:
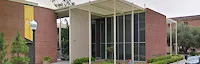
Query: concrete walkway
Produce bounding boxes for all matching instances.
[170,59,186,64]
[51,61,69,64]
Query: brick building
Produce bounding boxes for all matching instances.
[172,15,200,27]
[55,0,167,63]
[0,0,57,64]
[0,0,168,64]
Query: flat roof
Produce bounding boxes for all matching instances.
[55,0,144,18]
[167,19,177,24]
[171,15,200,21]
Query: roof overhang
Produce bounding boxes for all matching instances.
[167,19,177,24]
[55,0,144,18]
[9,0,38,6]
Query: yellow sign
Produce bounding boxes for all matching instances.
[24,5,34,41]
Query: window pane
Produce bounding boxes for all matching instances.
[118,44,123,60]
[125,43,131,60]
[139,12,145,29]
[134,14,139,42]
[139,12,145,42]
[107,44,113,59]
[100,19,105,43]
[92,44,96,57]
[101,44,105,59]
[117,16,123,42]
[125,15,131,42]
[134,43,138,61]
[139,43,145,61]
[92,20,96,43]
[140,30,145,42]
[107,17,113,43]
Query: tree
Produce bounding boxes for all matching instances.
[167,23,200,53]
[10,32,30,64]
[107,46,114,59]
[0,33,8,64]
[50,0,75,8]
[61,28,69,59]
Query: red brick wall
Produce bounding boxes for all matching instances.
[179,20,200,27]
[145,8,167,61]
[0,1,57,64]
[0,0,24,58]
[34,7,58,64]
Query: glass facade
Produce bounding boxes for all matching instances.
[92,12,145,61]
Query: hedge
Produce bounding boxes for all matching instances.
[151,55,184,64]
[73,57,95,64]
[147,55,171,63]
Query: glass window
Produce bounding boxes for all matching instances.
[139,43,145,61]
[107,44,114,59]
[139,13,145,29]
[117,16,123,42]
[125,15,131,42]
[125,43,131,60]
[140,30,145,42]
[101,44,105,59]
[107,17,113,43]
[118,44,124,60]
[134,14,139,42]
[139,12,145,42]
[92,20,96,43]
[92,44,96,57]
[91,12,146,61]
[100,19,105,43]
[134,43,139,61]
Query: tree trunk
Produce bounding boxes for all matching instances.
[183,47,189,54]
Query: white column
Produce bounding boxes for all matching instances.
[59,18,62,59]
[131,5,134,61]
[175,22,178,55]
[105,17,107,59]
[123,14,126,60]
[170,21,172,55]
[69,6,72,64]
[113,0,117,64]
[89,1,92,64]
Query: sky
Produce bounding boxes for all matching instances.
[26,0,200,18]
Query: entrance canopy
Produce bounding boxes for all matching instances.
[167,19,177,24]
[55,0,144,18]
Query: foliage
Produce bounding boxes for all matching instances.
[189,52,199,56]
[61,28,69,59]
[107,46,114,58]
[50,0,75,8]
[97,61,113,64]
[73,57,95,64]
[10,32,30,64]
[147,55,171,63]
[167,23,200,53]
[42,56,52,62]
[148,55,183,64]
[0,33,8,64]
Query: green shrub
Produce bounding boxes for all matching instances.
[151,55,184,64]
[189,52,199,56]
[10,32,30,64]
[151,60,167,64]
[148,55,172,63]
[0,33,8,64]
[42,56,52,62]
[73,57,95,64]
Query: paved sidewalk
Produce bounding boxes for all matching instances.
[51,61,69,64]
[171,59,186,64]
